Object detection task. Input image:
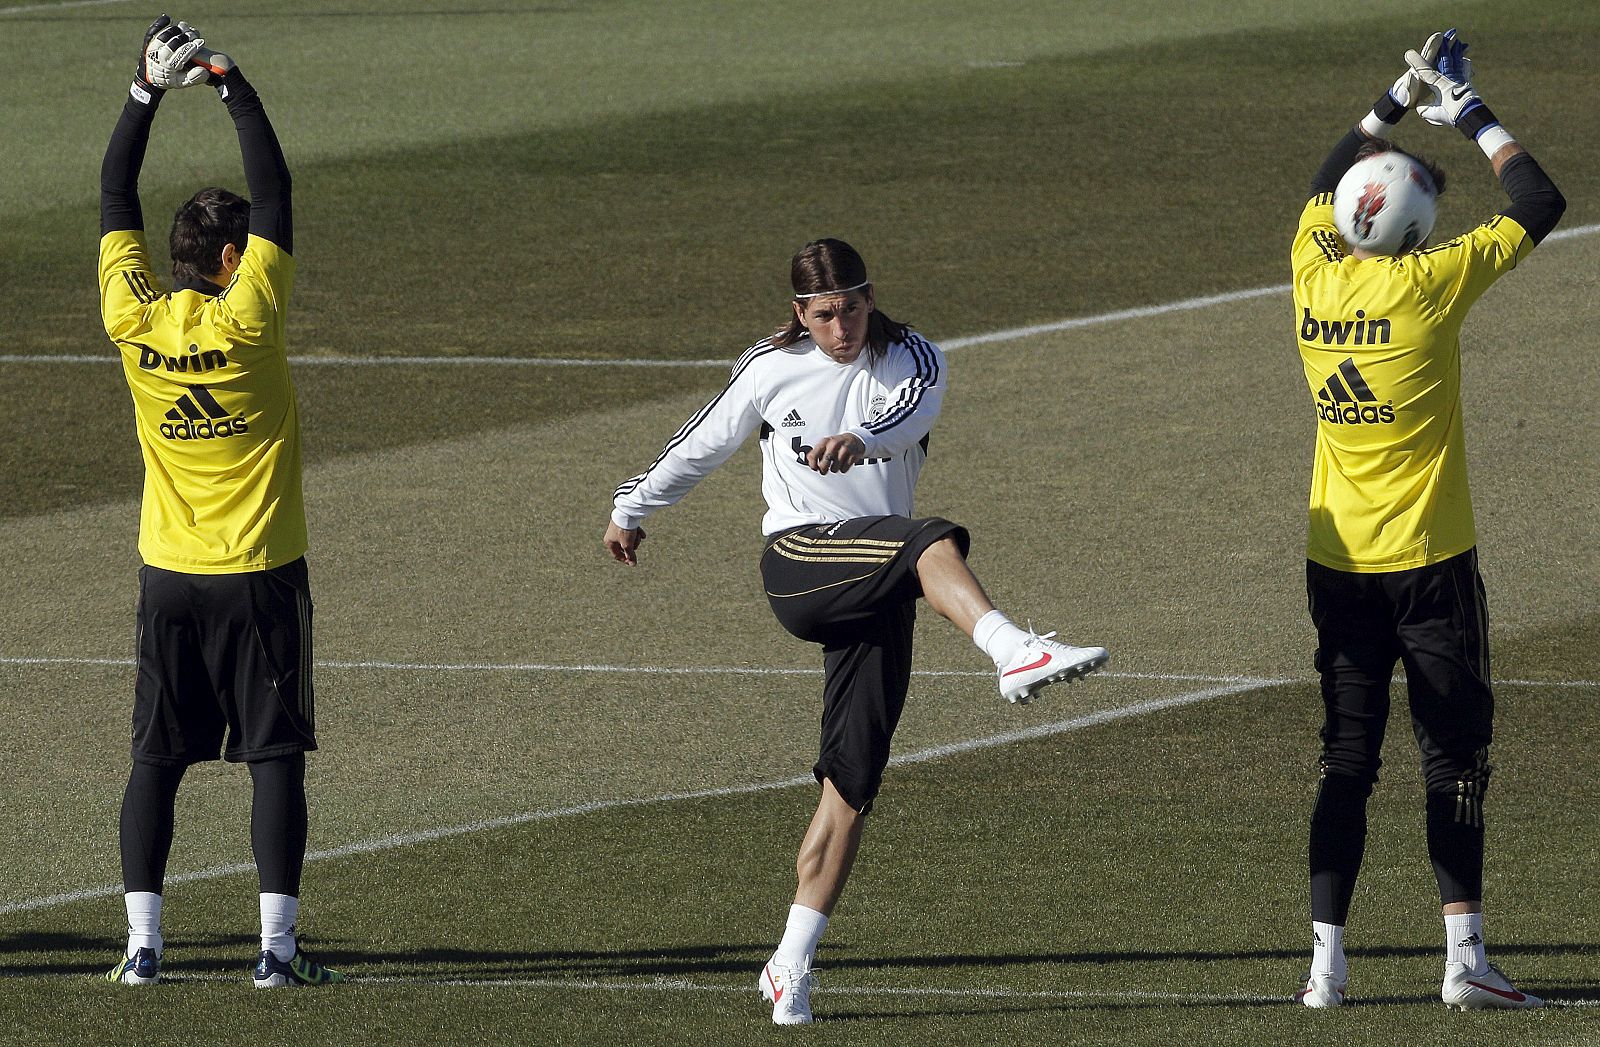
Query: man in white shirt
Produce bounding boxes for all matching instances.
[605,238,1108,1025]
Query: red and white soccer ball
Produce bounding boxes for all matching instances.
[1333,152,1438,256]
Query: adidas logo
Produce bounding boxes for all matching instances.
[139,342,228,374]
[1301,307,1391,347]
[159,384,249,440]
[780,409,806,428]
[1458,933,1484,948]
[1313,932,1325,946]
[1315,357,1395,425]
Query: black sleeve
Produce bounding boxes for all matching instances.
[1497,152,1565,246]
[100,86,164,236]
[1309,128,1369,197]
[216,68,293,254]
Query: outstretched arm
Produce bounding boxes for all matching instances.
[210,59,294,253]
[100,18,173,236]
[1309,34,1442,197]
[1407,35,1565,245]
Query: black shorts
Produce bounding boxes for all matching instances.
[762,516,970,814]
[131,558,318,767]
[1306,549,1493,791]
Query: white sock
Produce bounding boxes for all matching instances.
[1311,921,1346,981]
[772,904,828,970]
[260,893,299,962]
[973,610,1028,666]
[125,891,163,956]
[1445,912,1486,971]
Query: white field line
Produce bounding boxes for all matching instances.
[0,653,1264,686]
[0,677,1271,917]
[8,220,1595,368]
[2,653,1593,692]
[0,0,132,14]
[155,971,1600,1008]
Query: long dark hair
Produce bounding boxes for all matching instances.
[170,187,249,284]
[772,238,911,358]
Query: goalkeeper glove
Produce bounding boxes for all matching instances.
[1407,33,1516,157]
[1359,32,1441,138]
[142,17,210,90]
[1413,28,1477,127]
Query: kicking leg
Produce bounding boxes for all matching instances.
[915,536,1107,703]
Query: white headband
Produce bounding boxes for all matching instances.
[793,280,870,300]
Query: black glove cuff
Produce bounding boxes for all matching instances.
[1372,92,1406,125]
[214,66,257,109]
[1458,103,1500,141]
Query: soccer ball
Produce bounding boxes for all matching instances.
[1333,151,1438,256]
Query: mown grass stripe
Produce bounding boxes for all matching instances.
[0,678,1272,917]
[7,220,1595,368]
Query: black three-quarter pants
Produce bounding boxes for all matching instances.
[1306,548,1495,917]
[132,558,319,766]
[1308,549,1494,795]
[761,516,970,814]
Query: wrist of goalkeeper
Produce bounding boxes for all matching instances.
[128,73,165,110]
[212,65,257,108]
[1457,102,1517,158]
[1358,91,1408,139]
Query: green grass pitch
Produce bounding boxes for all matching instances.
[1,0,1597,1043]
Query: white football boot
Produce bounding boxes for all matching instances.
[1294,970,1346,1008]
[1442,961,1542,1010]
[997,630,1109,704]
[759,956,816,1025]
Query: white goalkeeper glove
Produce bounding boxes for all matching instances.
[1407,30,1516,157]
[143,17,210,89]
[1412,29,1478,127]
[1359,32,1441,138]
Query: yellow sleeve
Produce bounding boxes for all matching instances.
[214,233,295,340]
[98,230,167,340]
[1405,215,1533,314]
[1291,194,1345,281]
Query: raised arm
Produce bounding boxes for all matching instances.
[100,17,180,235]
[190,39,293,253]
[1407,32,1565,245]
[1308,35,1444,197]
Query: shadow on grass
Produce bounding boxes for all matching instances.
[821,940,1600,968]
[10,933,1598,1012]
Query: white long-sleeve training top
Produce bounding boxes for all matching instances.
[612,332,947,536]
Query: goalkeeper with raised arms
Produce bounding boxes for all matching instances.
[1290,31,1563,1010]
[99,17,340,988]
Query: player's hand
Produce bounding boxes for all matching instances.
[194,42,235,86]
[1382,31,1442,110]
[604,521,647,567]
[806,433,867,475]
[1410,30,1483,128]
[143,17,210,90]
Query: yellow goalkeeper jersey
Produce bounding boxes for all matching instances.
[99,230,306,574]
[1292,194,1532,573]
